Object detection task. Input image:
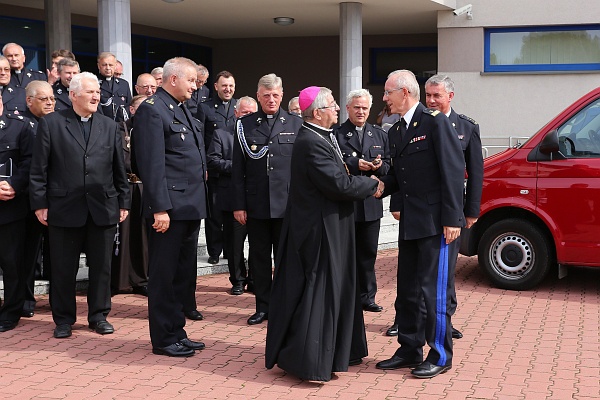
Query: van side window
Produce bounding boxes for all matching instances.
[557,98,600,158]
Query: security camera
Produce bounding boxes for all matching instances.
[453,4,472,16]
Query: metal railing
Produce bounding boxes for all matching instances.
[481,136,530,157]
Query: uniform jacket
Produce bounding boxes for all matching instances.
[52,81,71,112]
[0,82,27,114]
[231,109,302,219]
[132,87,208,220]
[448,109,483,218]
[0,112,34,224]
[336,120,390,222]
[207,125,236,212]
[98,76,132,122]
[186,86,210,116]
[382,103,465,240]
[195,97,238,149]
[29,108,130,227]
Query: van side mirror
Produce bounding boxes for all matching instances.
[539,130,560,154]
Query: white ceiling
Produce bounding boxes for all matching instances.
[1,0,457,39]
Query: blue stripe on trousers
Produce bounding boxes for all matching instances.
[433,236,449,366]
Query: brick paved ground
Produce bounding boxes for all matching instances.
[1,250,599,399]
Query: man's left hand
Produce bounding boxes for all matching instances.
[119,209,129,223]
[443,226,461,244]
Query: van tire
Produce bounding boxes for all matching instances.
[478,219,553,290]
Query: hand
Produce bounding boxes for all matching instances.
[371,155,382,171]
[119,209,129,223]
[443,226,461,244]
[371,176,384,198]
[47,68,59,85]
[234,210,247,225]
[0,180,15,201]
[465,217,478,229]
[358,158,373,171]
[391,211,400,221]
[152,211,170,233]
[35,208,48,226]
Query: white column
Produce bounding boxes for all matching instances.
[98,0,132,90]
[45,0,72,66]
[339,2,362,122]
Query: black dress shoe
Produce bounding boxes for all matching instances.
[53,324,72,338]
[89,320,115,335]
[231,285,244,295]
[247,311,268,325]
[411,361,451,378]
[363,302,383,312]
[0,320,18,332]
[21,309,34,318]
[152,342,195,357]
[207,256,219,265]
[180,337,205,350]
[375,355,422,370]
[349,358,363,366]
[184,310,204,320]
[132,286,149,297]
[386,324,399,336]
[452,327,463,339]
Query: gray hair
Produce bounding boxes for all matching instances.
[302,87,332,119]
[346,89,373,107]
[25,80,53,97]
[97,51,115,62]
[257,73,283,91]
[57,58,79,73]
[68,72,99,94]
[425,74,454,94]
[2,42,24,55]
[0,55,7,64]
[287,96,299,110]
[151,67,163,76]
[163,57,198,80]
[197,64,209,76]
[238,96,258,108]
[388,69,420,100]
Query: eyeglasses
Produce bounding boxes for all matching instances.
[33,96,56,102]
[137,85,157,91]
[319,102,338,110]
[383,88,405,97]
[113,73,123,77]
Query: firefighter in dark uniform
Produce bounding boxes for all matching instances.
[52,58,80,112]
[0,93,34,332]
[335,89,390,313]
[186,64,210,116]
[2,43,46,115]
[133,57,208,357]
[375,70,465,379]
[97,52,132,122]
[231,73,302,326]
[195,70,237,265]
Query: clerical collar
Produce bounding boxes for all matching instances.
[223,101,229,106]
[80,116,91,122]
[306,121,333,132]
[355,125,364,132]
[266,114,274,119]
[106,76,112,81]
[15,69,21,74]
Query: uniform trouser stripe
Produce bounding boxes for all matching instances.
[433,236,449,366]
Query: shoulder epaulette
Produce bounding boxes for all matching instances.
[458,114,477,125]
[424,108,440,117]
[145,97,155,105]
[6,113,25,121]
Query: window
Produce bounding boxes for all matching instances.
[369,47,437,84]
[557,98,600,158]
[485,25,600,72]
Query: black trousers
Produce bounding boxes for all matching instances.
[205,179,224,258]
[48,218,115,325]
[223,212,250,286]
[22,211,45,312]
[0,219,27,322]
[393,234,458,366]
[355,219,381,306]
[147,219,200,348]
[246,217,282,313]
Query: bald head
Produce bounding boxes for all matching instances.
[135,73,157,96]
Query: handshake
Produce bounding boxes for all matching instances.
[371,176,384,198]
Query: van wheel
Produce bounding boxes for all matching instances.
[478,219,553,290]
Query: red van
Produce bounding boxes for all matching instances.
[460,87,600,290]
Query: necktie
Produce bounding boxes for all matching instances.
[399,117,407,139]
[356,127,364,144]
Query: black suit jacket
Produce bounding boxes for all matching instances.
[132,87,208,220]
[231,109,303,219]
[195,97,238,149]
[336,120,390,222]
[186,86,210,116]
[0,112,34,224]
[448,109,484,218]
[52,81,72,112]
[207,125,236,211]
[29,108,130,227]
[98,76,132,122]
[382,103,465,240]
